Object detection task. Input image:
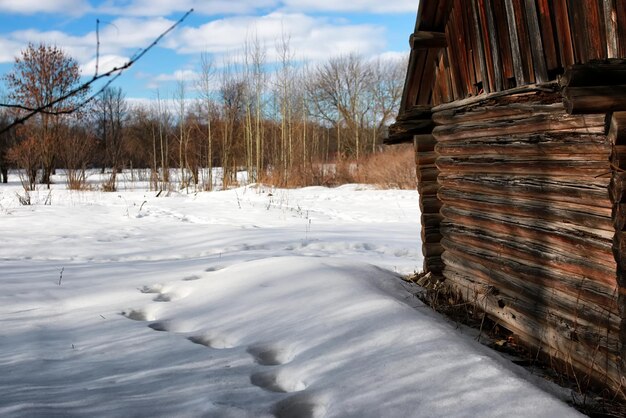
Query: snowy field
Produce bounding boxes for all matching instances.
[0,171,582,417]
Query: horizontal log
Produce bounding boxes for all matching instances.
[417,166,439,182]
[414,134,437,152]
[424,256,444,275]
[612,203,626,230]
[559,63,626,88]
[610,172,626,203]
[442,262,622,386]
[608,112,626,144]
[422,243,444,257]
[416,151,437,166]
[432,102,565,125]
[441,226,617,301]
[438,174,611,208]
[419,195,442,213]
[612,232,626,281]
[436,156,612,178]
[563,86,626,114]
[440,205,615,265]
[435,136,611,158]
[438,188,614,231]
[432,113,606,142]
[410,31,447,49]
[417,181,440,195]
[421,212,443,228]
[431,83,560,113]
[441,244,620,325]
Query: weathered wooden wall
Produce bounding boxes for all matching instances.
[387,0,626,397]
[401,0,626,112]
[431,85,623,391]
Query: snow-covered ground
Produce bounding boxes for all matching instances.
[0,172,582,417]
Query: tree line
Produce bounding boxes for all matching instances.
[0,41,407,192]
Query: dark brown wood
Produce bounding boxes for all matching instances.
[559,63,626,88]
[471,0,491,93]
[410,31,448,49]
[438,187,614,230]
[610,172,626,203]
[504,0,526,85]
[604,0,620,58]
[483,0,504,91]
[608,112,626,144]
[582,0,607,61]
[553,0,575,67]
[438,173,612,208]
[524,0,549,83]
[433,112,606,141]
[618,0,626,57]
[536,0,558,70]
[513,0,535,82]
[563,85,626,114]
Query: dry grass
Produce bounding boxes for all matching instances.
[260,144,417,189]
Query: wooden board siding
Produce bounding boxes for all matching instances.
[431,88,622,392]
[393,0,626,117]
[387,0,626,400]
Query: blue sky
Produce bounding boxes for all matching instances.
[0,0,417,101]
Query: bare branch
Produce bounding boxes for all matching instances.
[0,8,194,134]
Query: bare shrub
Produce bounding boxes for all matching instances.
[57,125,95,190]
[355,145,416,189]
[6,137,39,190]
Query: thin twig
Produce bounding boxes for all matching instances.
[0,8,194,134]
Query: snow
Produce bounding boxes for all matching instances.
[0,172,582,417]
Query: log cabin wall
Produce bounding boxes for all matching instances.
[387,0,626,396]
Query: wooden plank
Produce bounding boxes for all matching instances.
[582,0,607,61]
[604,0,619,58]
[608,112,626,144]
[418,49,439,105]
[483,0,504,91]
[477,0,497,92]
[615,0,626,57]
[536,0,558,70]
[492,0,514,83]
[559,63,626,87]
[439,174,612,208]
[524,0,549,82]
[471,0,491,93]
[568,0,587,63]
[563,85,626,114]
[432,102,565,125]
[461,2,479,94]
[440,245,620,325]
[452,0,473,95]
[432,113,606,141]
[432,82,560,112]
[440,205,615,264]
[410,31,448,49]
[441,232,618,309]
[438,187,615,230]
[553,0,575,67]
[513,0,535,82]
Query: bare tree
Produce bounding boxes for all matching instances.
[95,86,127,191]
[4,43,87,188]
[197,52,216,190]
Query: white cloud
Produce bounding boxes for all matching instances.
[97,0,277,17]
[154,69,199,82]
[282,0,416,13]
[96,0,414,17]
[0,17,176,66]
[167,13,386,62]
[80,54,130,77]
[0,0,90,15]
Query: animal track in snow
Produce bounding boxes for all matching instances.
[247,344,295,366]
[204,265,225,273]
[250,370,307,393]
[148,320,195,333]
[122,307,158,322]
[139,283,191,302]
[139,284,164,294]
[187,332,238,349]
[273,393,327,418]
[182,274,201,281]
